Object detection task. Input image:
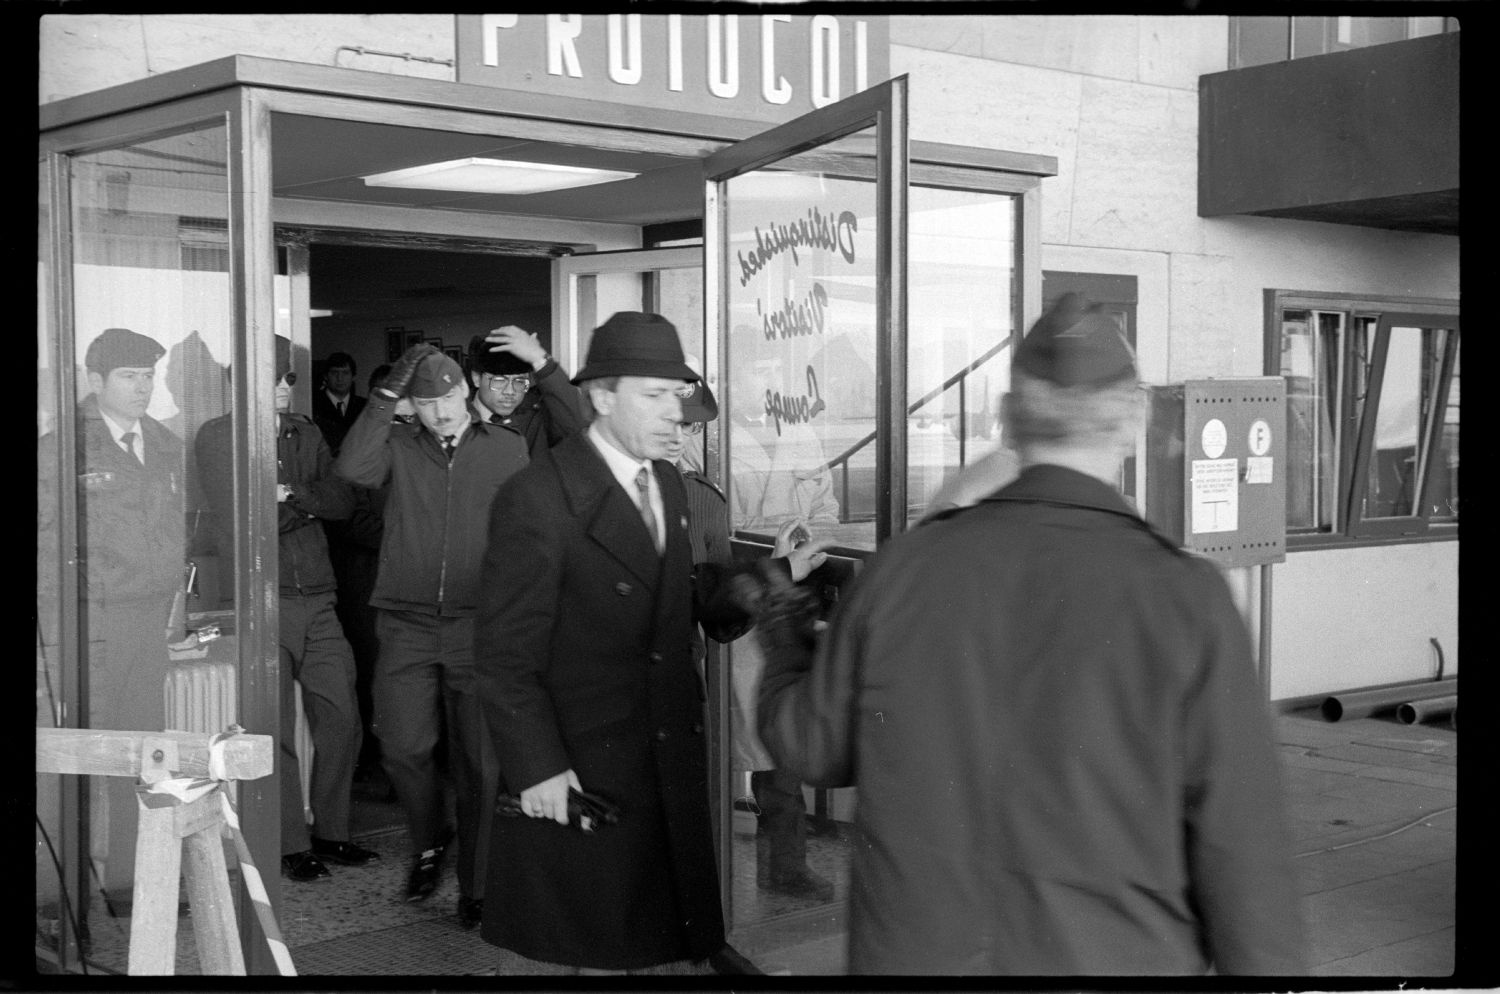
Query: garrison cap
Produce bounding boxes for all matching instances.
[467,334,534,377]
[572,312,700,385]
[1014,293,1137,387]
[409,351,466,399]
[85,327,166,377]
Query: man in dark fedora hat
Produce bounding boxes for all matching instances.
[474,311,828,974]
[754,294,1304,974]
[466,325,586,459]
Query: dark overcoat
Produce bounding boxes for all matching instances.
[474,433,750,970]
[758,464,1306,975]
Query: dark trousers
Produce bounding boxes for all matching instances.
[87,595,174,894]
[279,591,361,854]
[752,769,810,877]
[373,609,497,900]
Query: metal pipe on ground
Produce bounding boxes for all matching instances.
[1396,694,1458,725]
[1319,678,1458,722]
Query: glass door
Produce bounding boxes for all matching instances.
[702,77,907,940]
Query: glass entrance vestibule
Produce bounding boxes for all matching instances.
[38,56,1055,974]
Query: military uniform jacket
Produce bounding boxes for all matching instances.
[335,392,529,616]
[474,433,756,970]
[195,412,353,597]
[757,464,1306,975]
[50,396,186,606]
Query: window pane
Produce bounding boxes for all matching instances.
[1235,17,1291,67]
[1281,309,1340,531]
[61,123,231,966]
[1431,336,1459,518]
[905,186,1015,525]
[1363,324,1424,519]
[1334,17,1408,51]
[724,156,874,551]
[1292,17,1328,59]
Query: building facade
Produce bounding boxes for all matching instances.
[37,14,1458,975]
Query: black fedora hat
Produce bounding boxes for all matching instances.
[571,312,700,385]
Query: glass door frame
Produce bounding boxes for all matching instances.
[550,245,704,376]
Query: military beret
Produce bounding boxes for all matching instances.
[85,327,166,377]
[467,335,534,377]
[1014,293,1137,387]
[409,351,466,399]
[679,381,719,422]
[275,335,292,380]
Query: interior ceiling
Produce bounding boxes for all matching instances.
[272,113,705,226]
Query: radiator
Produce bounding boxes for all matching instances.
[163,656,314,825]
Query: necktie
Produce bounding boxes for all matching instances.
[634,466,661,554]
[120,430,142,464]
[442,436,457,461]
[337,399,345,416]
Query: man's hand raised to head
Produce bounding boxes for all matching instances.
[379,343,441,399]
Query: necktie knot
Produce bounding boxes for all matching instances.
[120,431,141,464]
[442,436,457,458]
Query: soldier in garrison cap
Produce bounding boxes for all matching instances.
[37,326,186,899]
[466,325,587,459]
[755,294,1307,975]
[335,343,530,928]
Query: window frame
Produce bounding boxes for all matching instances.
[1263,290,1458,548]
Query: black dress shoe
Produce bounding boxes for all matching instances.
[281,851,332,882]
[404,845,445,903]
[458,896,483,930]
[311,837,381,866]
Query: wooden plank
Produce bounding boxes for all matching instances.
[174,791,225,840]
[183,827,246,975]
[127,801,182,975]
[36,728,273,781]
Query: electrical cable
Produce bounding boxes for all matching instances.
[1294,804,1457,859]
[34,814,89,975]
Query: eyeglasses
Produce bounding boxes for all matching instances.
[483,373,533,392]
[676,421,704,435]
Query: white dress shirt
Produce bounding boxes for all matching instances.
[588,423,665,547]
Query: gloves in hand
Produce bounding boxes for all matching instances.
[752,563,824,673]
[382,343,440,398]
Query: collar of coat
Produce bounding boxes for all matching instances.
[545,433,686,589]
[979,463,1184,554]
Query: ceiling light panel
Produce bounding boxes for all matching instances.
[363,157,637,195]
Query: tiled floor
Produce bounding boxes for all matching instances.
[58,710,1458,978]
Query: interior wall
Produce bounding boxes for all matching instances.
[306,245,553,395]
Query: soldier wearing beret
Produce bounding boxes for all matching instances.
[37,327,187,898]
[336,344,529,927]
[473,312,829,974]
[466,325,587,459]
[755,295,1307,974]
[196,335,378,882]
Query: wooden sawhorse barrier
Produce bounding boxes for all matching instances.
[37,727,273,975]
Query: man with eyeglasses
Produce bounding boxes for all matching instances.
[466,326,587,459]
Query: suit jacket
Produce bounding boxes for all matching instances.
[474,433,755,970]
[758,465,1306,975]
[312,389,366,454]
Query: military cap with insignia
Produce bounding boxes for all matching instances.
[84,327,167,377]
[1013,293,1137,388]
[409,351,467,399]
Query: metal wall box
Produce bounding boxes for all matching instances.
[1144,378,1287,567]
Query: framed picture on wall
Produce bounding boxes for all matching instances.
[404,330,425,351]
[425,337,443,349]
[443,345,463,365]
[386,327,405,362]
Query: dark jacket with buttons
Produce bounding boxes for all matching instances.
[474,432,774,970]
[196,411,353,597]
[335,391,529,616]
